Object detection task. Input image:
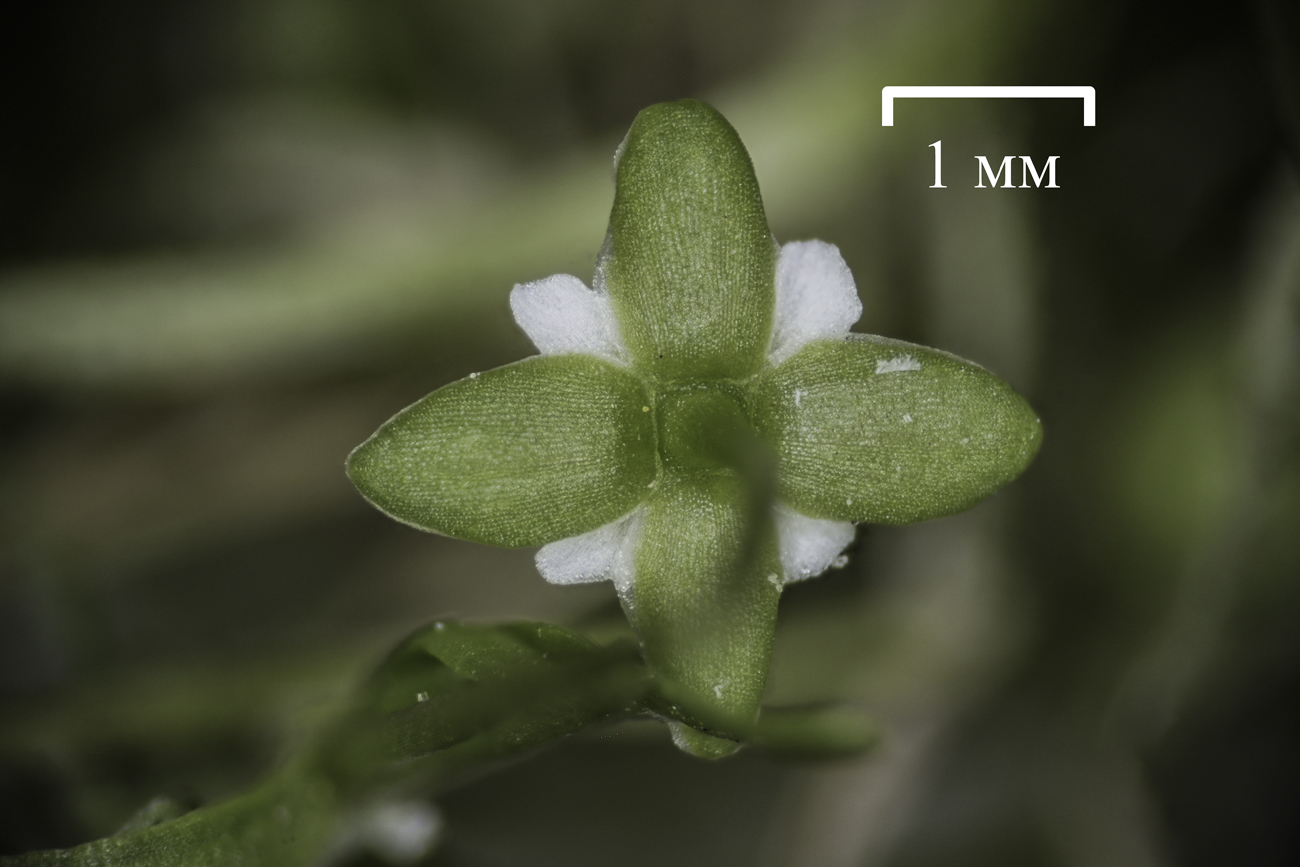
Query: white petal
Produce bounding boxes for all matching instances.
[360,802,441,865]
[325,801,441,866]
[768,240,863,365]
[775,504,856,583]
[510,274,629,365]
[535,506,645,594]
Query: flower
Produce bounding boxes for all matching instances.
[346,100,1041,757]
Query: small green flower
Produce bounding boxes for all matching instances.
[347,100,1041,757]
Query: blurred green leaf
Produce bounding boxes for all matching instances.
[0,772,341,867]
[2,621,652,867]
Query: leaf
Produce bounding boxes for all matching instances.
[363,624,651,776]
[748,335,1042,523]
[602,99,776,382]
[364,619,608,717]
[334,621,649,779]
[401,620,604,680]
[346,354,657,546]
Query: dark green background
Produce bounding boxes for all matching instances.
[2,1,1297,865]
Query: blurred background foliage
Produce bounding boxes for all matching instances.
[1,0,1298,864]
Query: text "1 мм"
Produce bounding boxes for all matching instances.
[928,140,1060,189]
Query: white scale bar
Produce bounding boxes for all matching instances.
[882,86,1096,126]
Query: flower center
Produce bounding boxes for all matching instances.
[655,385,758,473]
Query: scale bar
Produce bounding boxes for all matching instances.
[882,86,1096,126]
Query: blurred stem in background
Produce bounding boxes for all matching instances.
[1,0,1298,865]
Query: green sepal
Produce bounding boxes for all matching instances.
[602,99,776,382]
[626,471,782,758]
[346,354,658,547]
[748,336,1042,524]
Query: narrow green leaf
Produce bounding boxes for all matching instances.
[346,354,657,546]
[603,99,776,382]
[628,471,782,757]
[362,645,461,718]
[325,621,648,791]
[394,620,601,684]
[749,335,1042,523]
[378,645,649,768]
[363,619,598,718]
